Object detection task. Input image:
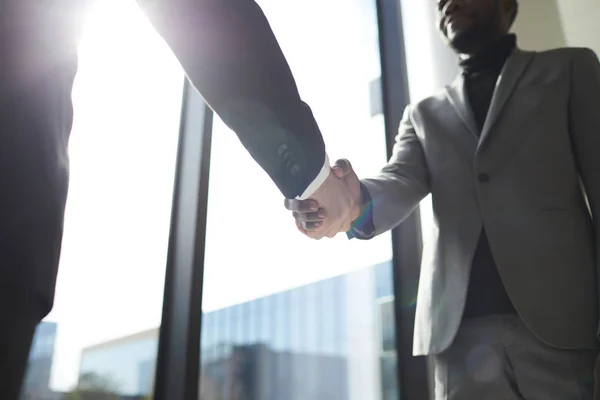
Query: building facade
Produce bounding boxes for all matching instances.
[21,322,58,400]
[78,261,397,399]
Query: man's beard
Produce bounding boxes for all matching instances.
[447,10,502,55]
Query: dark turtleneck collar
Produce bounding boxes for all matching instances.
[459,34,517,75]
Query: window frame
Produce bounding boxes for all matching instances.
[376,0,430,398]
[153,0,431,398]
[153,81,214,400]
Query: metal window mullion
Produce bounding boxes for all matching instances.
[153,79,213,400]
[375,0,430,399]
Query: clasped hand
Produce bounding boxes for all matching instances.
[284,159,361,239]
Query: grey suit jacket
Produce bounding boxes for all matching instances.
[361,47,600,356]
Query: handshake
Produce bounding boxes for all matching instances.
[284,159,363,239]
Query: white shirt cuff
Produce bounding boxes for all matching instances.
[296,154,330,200]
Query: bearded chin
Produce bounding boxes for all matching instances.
[447,14,502,55]
[449,26,487,54]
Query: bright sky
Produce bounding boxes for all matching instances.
[42,0,446,392]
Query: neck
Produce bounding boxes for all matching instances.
[459,34,517,74]
[458,39,498,60]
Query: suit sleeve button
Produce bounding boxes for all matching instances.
[290,165,301,177]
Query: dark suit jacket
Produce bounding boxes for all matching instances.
[0,0,326,312]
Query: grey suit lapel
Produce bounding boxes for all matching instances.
[478,49,535,151]
[445,75,479,142]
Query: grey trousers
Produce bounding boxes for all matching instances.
[433,314,598,400]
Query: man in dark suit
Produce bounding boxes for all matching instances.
[287,0,600,398]
[0,1,356,398]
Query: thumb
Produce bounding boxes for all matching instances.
[331,158,353,179]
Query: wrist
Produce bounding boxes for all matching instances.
[296,154,330,200]
[350,181,372,224]
[350,187,367,223]
[350,200,362,222]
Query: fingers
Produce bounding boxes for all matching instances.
[294,219,307,235]
[284,198,319,213]
[331,158,353,179]
[292,209,326,223]
[294,210,326,231]
[300,221,323,230]
[284,198,328,239]
[296,219,326,240]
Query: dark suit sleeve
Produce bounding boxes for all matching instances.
[568,48,600,327]
[138,0,326,199]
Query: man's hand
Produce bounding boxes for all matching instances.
[284,159,361,239]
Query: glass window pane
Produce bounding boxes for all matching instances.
[399,0,457,257]
[21,1,184,399]
[200,0,397,398]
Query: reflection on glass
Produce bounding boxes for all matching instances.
[378,297,399,400]
[200,0,396,398]
[20,0,183,398]
[200,264,395,400]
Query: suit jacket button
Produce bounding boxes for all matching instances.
[278,144,289,156]
[478,173,490,183]
[290,164,301,177]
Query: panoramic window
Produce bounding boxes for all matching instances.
[20,0,407,398]
[200,0,396,399]
[21,0,184,398]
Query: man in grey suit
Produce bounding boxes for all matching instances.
[286,0,600,398]
[0,1,355,398]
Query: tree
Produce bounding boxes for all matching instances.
[64,372,120,400]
